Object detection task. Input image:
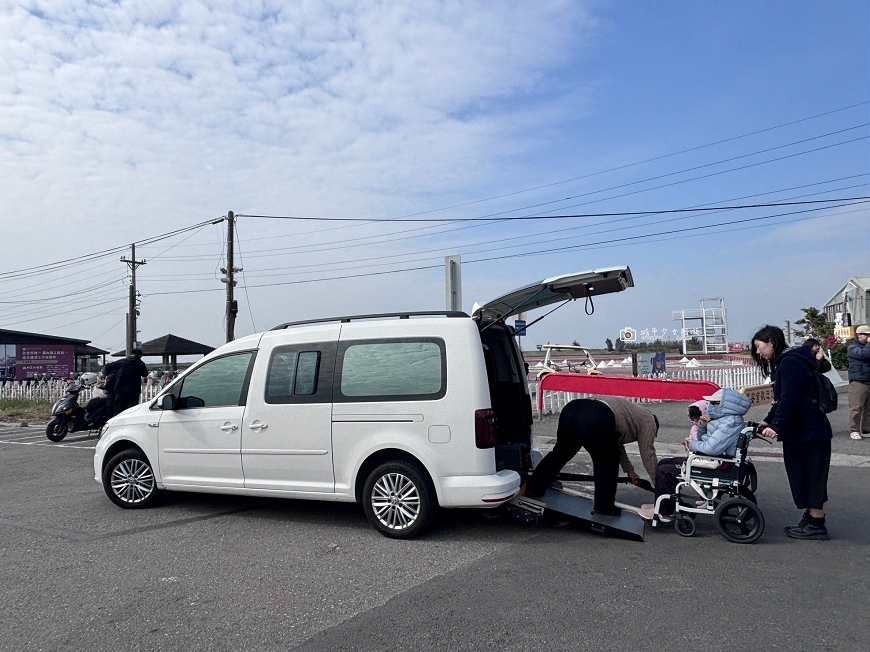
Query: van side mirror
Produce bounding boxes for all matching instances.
[159,394,176,411]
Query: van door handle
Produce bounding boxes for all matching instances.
[219,422,238,432]
[248,421,268,431]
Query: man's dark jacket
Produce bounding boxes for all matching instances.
[764,346,832,442]
[847,339,870,383]
[104,356,148,393]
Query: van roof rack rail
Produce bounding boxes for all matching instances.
[271,311,469,330]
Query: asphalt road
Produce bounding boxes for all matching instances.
[1,400,868,652]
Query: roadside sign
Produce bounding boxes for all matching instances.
[514,319,527,336]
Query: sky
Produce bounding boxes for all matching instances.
[1,0,868,357]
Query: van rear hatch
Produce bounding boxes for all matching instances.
[472,266,633,324]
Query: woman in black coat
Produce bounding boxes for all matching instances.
[751,325,833,540]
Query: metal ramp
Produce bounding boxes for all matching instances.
[508,488,646,542]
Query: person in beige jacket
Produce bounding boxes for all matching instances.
[525,397,659,515]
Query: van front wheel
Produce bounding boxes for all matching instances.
[362,461,435,539]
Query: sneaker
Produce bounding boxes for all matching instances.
[786,522,829,540]
[638,505,655,520]
[851,432,862,440]
[784,512,810,533]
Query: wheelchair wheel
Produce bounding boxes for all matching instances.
[675,515,696,537]
[714,497,764,544]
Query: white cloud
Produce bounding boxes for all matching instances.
[0,0,599,346]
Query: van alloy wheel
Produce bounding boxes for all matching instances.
[363,461,435,539]
[102,449,160,509]
[371,473,421,530]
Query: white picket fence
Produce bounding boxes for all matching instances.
[4,366,767,419]
[0,380,163,404]
[531,365,768,418]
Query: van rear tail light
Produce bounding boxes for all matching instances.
[475,409,497,448]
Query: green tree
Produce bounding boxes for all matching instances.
[605,338,614,352]
[615,335,626,352]
[794,307,834,342]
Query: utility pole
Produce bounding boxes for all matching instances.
[221,211,240,343]
[121,243,146,356]
[784,320,792,346]
[445,255,462,312]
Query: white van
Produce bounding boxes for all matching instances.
[94,267,633,538]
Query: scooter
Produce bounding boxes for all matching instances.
[46,376,111,442]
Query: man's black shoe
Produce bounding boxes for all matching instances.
[591,506,622,517]
[786,522,828,540]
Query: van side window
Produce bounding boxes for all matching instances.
[295,352,320,395]
[177,352,255,408]
[336,339,446,402]
[266,349,322,401]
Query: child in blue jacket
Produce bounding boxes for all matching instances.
[690,388,752,457]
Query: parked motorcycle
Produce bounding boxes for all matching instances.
[46,373,111,442]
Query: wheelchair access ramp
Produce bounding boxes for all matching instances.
[509,489,646,542]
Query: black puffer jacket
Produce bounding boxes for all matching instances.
[104,356,148,393]
[764,346,832,443]
[848,339,870,382]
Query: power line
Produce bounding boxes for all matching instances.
[234,222,257,334]
[0,218,222,281]
[139,179,869,280]
[142,202,867,296]
[200,182,870,280]
[189,174,870,264]
[235,196,867,223]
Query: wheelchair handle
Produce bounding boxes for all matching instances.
[745,421,772,443]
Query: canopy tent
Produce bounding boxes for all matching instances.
[112,334,215,371]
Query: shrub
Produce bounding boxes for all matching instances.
[831,342,849,370]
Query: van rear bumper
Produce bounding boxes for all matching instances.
[437,469,521,507]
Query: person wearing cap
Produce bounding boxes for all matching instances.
[103,348,149,416]
[751,325,833,540]
[524,396,659,516]
[639,388,751,521]
[847,325,870,440]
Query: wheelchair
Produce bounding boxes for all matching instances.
[651,423,769,544]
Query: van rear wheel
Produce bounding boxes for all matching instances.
[362,461,435,539]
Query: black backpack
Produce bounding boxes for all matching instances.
[807,371,838,414]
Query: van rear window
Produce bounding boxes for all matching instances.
[337,339,446,401]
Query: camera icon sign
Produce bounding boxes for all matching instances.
[619,327,637,342]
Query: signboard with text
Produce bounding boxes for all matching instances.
[636,352,666,377]
[15,345,75,380]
